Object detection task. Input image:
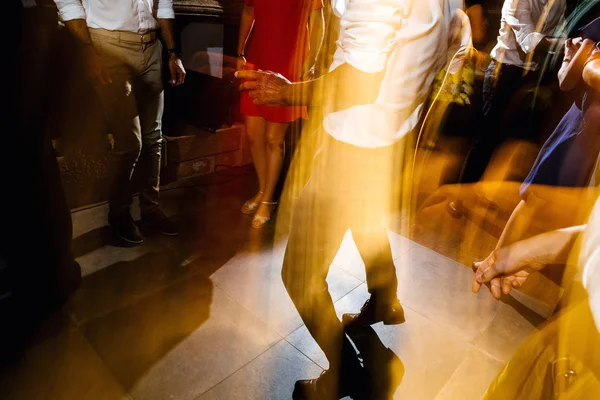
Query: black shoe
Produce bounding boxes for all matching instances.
[141,209,178,236]
[293,352,369,400]
[109,212,144,245]
[342,296,406,330]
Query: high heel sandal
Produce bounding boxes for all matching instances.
[241,191,264,215]
[252,201,277,229]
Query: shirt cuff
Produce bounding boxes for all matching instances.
[157,7,175,19]
[519,32,546,54]
[583,247,600,333]
[57,4,87,22]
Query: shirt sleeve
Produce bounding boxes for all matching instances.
[504,0,546,54]
[54,0,86,21]
[375,0,445,120]
[157,0,175,19]
[337,0,404,74]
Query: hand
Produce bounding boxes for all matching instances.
[235,69,293,106]
[236,55,247,72]
[564,37,583,61]
[471,243,548,300]
[168,54,186,86]
[83,46,112,86]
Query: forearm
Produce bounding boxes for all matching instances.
[466,5,486,45]
[62,19,93,46]
[559,39,595,91]
[158,18,177,51]
[510,226,585,268]
[238,5,255,55]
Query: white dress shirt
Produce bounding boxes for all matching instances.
[490,0,566,70]
[54,0,175,33]
[323,0,452,148]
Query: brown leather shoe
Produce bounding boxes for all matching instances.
[342,297,406,330]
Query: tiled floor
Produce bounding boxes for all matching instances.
[0,170,543,400]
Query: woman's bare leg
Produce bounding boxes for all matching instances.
[255,121,289,223]
[245,115,268,206]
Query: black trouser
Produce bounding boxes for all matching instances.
[281,134,403,369]
[460,60,547,183]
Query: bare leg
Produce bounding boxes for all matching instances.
[254,121,289,225]
[244,116,268,207]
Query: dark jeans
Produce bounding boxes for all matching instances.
[460,60,547,183]
[281,134,402,368]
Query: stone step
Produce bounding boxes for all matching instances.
[58,123,250,210]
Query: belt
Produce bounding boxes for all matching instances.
[89,28,158,44]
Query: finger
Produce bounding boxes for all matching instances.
[475,254,507,284]
[235,70,258,80]
[239,81,259,91]
[501,278,512,295]
[472,275,482,293]
[512,279,522,289]
[490,278,502,299]
[177,70,186,85]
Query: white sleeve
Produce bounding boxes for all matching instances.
[54,0,86,21]
[157,0,175,19]
[504,0,546,54]
[338,0,403,73]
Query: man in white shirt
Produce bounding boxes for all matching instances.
[457,0,566,185]
[53,0,186,244]
[237,1,450,397]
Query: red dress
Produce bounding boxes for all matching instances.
[241,0,323,123]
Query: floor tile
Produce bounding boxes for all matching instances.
[0,324,128,400]
[285,325,330,370]
[198,340,322,400]
[330,231,367,281]
[395,244,502,341]
[210,241,362,337]
[474,303,540,362]
[287,285,473,400]
[81,275,280,400]
[435,347,505,400]
[68,247,188,324]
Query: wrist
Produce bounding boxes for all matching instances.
[284,83,297,106]
[167,48,182,59]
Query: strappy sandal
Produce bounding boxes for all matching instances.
[252,201,277,229]
[241,191,264,215]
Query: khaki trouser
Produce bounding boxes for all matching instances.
[89,28,164,215]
